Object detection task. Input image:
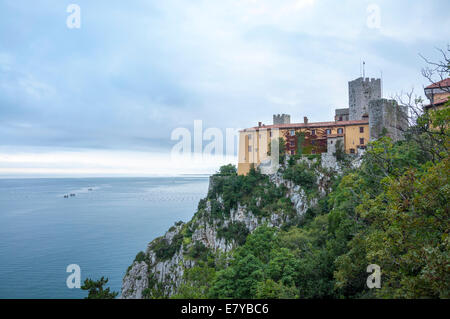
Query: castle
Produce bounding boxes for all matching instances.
[237,76,408,175]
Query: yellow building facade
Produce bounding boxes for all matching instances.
[237,120,369,175]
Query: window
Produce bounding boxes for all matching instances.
[248,134,252,140]
[269,131,272,137]
[290,141,295,147]
[290,130,295,136]
[339,116,343,121]
[326,129,331,135]
[330,140,333,144]
[248,146,252,152]
[311,129,316,135]
[360,138,364,145]
[350,148,355,154]
[360,127,364,133]
[337,128,343,134]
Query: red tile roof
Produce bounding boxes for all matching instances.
[242,119,368,132]
[424,96,449,109]
[425,78,450,89]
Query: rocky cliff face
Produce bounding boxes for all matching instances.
[121,160,334,299]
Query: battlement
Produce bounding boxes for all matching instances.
[363,77,379,83]
[273,114,291,125]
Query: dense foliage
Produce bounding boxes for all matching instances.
[150,232,184,261]
[206,166,296,220]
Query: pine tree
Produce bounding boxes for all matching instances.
[81,277,118,299]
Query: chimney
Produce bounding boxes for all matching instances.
[304,116,308,124]
[258,122,262,127]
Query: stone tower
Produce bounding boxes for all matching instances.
[349,77,381,120]
[273,114,291,125]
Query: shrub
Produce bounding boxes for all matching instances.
[187,241,209,260]
[134,251,146,263]
[282,161,317,194]
[217,221,249,246]
[218,164,237,175]
[151,232,184,261]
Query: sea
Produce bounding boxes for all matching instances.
[0,177,210,299]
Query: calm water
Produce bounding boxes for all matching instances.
[0,177,209,299]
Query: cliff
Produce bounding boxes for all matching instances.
[121,157,336,299]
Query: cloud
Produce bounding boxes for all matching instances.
[0,0,449,176]
[237,0,317,20]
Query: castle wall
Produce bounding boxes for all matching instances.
[368,99,408,142]
[327,136,344,155]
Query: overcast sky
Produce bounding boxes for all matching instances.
[0,0,449,176]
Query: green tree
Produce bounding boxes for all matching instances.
[218,164,237,175]
[335,150,449,298]
[173,261,217,299]
[81,277,118,299]
[256,279,298,299]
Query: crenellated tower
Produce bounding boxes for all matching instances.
[273,114,291,125]
[349,77,381,120]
